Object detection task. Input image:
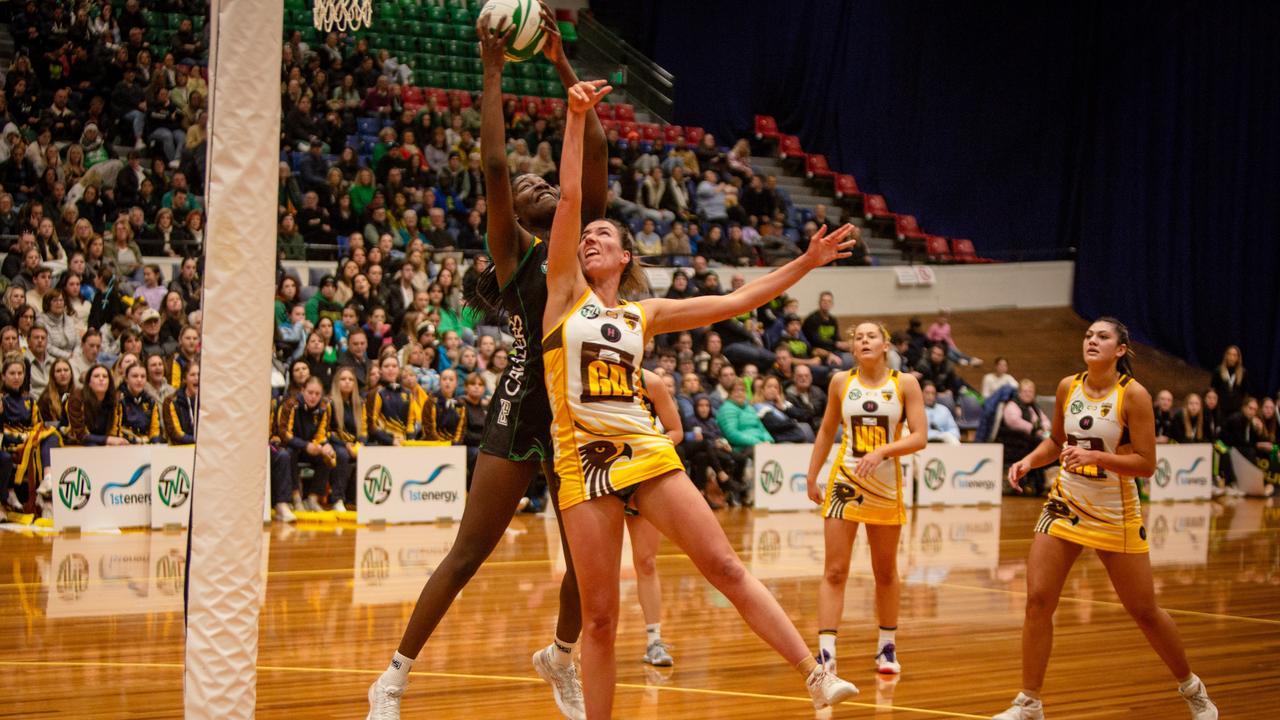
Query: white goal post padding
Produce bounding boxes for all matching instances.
[183,0,282,717]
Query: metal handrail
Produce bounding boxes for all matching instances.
[576,13,674,123]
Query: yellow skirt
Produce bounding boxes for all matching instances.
[821,464,906,526]
[555,430,684,510]
[1034,493,1149,554]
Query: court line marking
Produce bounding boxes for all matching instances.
[0,659,987,718]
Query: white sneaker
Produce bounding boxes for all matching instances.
[5,489,21,511]
[642,639,673,666]
[875,643,901,674]
[304,495,324,512]
[275,502,297,523]
[992,692,1044,720]
[366,679,403,720]
[332,500,348,513]
[806,665,858,710]
[532,644,585,720]
[1179,677,1218,719]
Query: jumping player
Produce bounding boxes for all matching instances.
[543,77,861,718]
[805,322,926,676]
[993,318,1217,720]
[368,7,604,719]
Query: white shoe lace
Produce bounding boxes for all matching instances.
[1184,690,1212,713]
[369,683,402,720]
[557,661,584,712]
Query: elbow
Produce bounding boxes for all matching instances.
[1136,456,1157,478]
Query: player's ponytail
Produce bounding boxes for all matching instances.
[610,219,652,300]
[1096,316,1136,378]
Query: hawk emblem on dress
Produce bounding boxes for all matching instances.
[825,478,865,519]
[579,441,634,499]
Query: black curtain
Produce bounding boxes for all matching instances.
[595,0,1280,393]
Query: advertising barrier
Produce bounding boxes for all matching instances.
[356,445,467,524]
[914,444,1003,506]
[50,446,153,530]
[1147,444,1214,502]
[151,445,196,528]
[754,443,915,512]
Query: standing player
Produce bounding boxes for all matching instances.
[631,370,680,668]
[993,318,1217,720]
[805,322,926,676]
[368,7,605,720]
[543,78,861,718]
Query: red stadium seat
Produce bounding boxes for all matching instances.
[950,238,993,263]
[502,92,519,106]
[754,115,780,140]
[895,214,924,240]
[639,123,662,142]
[428,88,450,104]
[402,87,424,104]
[448,90,472,107]
[544,97,565,116]
[595,103,615,120]
[683,126,705,144]
[663,124,683,143]
[619,121,639,138]
[805,153,835,178]
[599,118,620,133]
[863,193,892,221]
[925,235,952,263]
[778,134,803,159]
[833,174,860,198]
[614,104,636,122]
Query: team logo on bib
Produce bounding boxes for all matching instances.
[1079,415,1094,430]
[1070,400,1084,414]
[601,323,622,342]
[849,389,862,400]
[882,390,894,402]
[580,304,600,319]
[862,400,879,413]
[1100,403,1113,418]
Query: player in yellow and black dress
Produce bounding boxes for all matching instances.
[994,318,1217,720]
[806,322,926,677]
[541,78,861,717]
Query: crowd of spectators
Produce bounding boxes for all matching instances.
[1,3,1271,518]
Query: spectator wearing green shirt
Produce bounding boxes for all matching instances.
[716,379,773,452]
[305,275,344,326]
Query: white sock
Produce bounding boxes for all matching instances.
[380,652,414,688]
[1179,674,1200,693]
[878,626,896,653]
[818,630,837,665]
[646,624,662,645]
[552,636,576,667]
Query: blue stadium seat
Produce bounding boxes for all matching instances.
[356,117,380,136]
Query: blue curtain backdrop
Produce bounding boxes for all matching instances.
[594,0,1280,393]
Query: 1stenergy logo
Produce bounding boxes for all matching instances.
[951,459,996,490]
[101,464,152,506]
[401,465,459,503]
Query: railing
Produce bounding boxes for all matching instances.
[575,12,674,123]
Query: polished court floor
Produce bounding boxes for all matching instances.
[2,497,1278,718]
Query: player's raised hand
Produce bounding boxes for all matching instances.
[476,14,513,68]
[801,223,858,268]
[568,79,611,114]
[537,1,564,65]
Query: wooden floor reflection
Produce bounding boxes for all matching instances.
[2,497,1278,718]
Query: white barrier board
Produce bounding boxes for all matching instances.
[151,445,195,528]
[1148,444,1214,502]
[356,445,467,524]
[754,442,915,512]
[51,446,153,530]
[915,444,1003,506]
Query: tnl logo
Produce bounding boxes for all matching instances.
[157,465,192,508]
[1153,458,1172,488]
[58,468,92,510]
[923,459,946,491]
[759,460,783,495]
[364,465,393,504]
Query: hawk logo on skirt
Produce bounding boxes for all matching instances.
[579,440,634,499]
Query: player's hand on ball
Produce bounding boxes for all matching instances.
[537,1,563,64]
[568,79,611,114]
[476,13,513,67]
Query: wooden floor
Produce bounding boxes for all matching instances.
[2,497,1278,719]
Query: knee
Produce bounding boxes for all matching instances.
[872,563,898,588]
[1024,589,1059,620]
[1127,602,1163,628]
[580,600,618,641]
[824,562,850,587]
[634,552,657,578]
[439,546,488,585]
[704,552,747,589]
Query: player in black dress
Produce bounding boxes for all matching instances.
[368,9,604,720]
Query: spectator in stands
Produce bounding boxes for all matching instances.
[684,395,742,508]
[982,356,1018,398]
[146,87,186,167]
[306,275,344,326]
[785,364,825,432]
[461,373,487,482]
[424,207,454,249]
[134,264,167,311]
[922,381,961,444]
[716,378,772,453]
[1171,393,1212,444]
[997,379,1051,493]
[430,368,465,444]
[696,170,728,224]
[66,364,123,445]
[754,375,814,442]
[140,309,177,358]
[1200,389,1224,442]
[117,363,164,444]
[39,292,77,361]
[162,361,198,444]
[1210,345,1247,417]
[25,325,54,398]
[926,309,982,367]
[1222,396,1266,470]
[803,291,852,368]
[1260,396,1277,450]
[146,353,176,405]
[634,217,662,256]
[1153,389,1176,444]
[913,343,960,398]
[279,376,342,512]
[662,221,692,265]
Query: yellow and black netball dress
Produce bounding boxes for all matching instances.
[543,290,684,509]
[1036,372,1147,553]
[823,369,907,525]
